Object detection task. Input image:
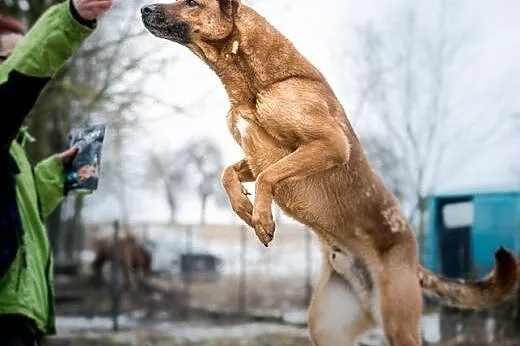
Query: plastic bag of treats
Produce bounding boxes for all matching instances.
[64,124,106,194]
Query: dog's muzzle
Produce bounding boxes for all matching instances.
[140,4,191,45]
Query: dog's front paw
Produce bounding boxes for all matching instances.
[252,208,275,247]
[241,186,251,196]
[231,200,254,228]
[329,247,357,276]
[329,246,342,262]
[328,248,345,276]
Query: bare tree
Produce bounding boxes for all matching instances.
[0,0,172,258]
[337,0,513,257]
[143,138,228,225]
[360,134,406,201]
[145,151,187,223]
[179,139,227,225]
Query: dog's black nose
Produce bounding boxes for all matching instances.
[141,4,158,15]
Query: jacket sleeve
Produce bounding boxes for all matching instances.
[0,0,96,153]
[33,154,65,218]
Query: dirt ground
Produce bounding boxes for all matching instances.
[44,331,520,346]
[47,328,311,346]
[55,271,310,321]
[49,335,310,346]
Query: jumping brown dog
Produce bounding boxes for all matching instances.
[140,1,518,345]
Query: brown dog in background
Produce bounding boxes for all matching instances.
[141,1,519,345]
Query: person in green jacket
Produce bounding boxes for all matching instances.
[0,0,112,344]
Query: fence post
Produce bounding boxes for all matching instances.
[111,220,121,331]
[305,228,313,305]
[183,224,193,318]
[238,225,247,316]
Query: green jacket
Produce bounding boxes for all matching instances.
[0,0,95,334]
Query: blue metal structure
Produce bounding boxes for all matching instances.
[423,186,520,279]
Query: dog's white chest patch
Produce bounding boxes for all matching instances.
[236,115,250,136]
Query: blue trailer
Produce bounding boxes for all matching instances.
[422,186,520,279]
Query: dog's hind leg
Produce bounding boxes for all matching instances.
[221,159,255,227]
[377,258,422,346]
[308,262,375,346]
[328,247,374,314]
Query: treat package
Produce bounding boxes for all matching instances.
[64,124,106,194]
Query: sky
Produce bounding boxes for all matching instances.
[82,0,520,225]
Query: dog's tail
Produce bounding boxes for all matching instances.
[418,247,518,309]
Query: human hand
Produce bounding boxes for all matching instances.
[58,147,79,164]
[73,0,113,21]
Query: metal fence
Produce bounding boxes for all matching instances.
[53,220,520,345]
[61,221,322,329]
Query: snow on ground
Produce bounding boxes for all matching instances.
[154,322,309,342]
[56,317,309,342]
[55,312,444,345]
[56,315,138,334]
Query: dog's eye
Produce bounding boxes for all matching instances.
[186,0,198,7]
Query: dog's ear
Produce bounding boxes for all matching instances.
[218,0,241,19]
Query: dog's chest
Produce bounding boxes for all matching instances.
[229,110,290,175]
[228,110,251,142]
[235,115,250,137]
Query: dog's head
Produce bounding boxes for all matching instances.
[141,0,241,46]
